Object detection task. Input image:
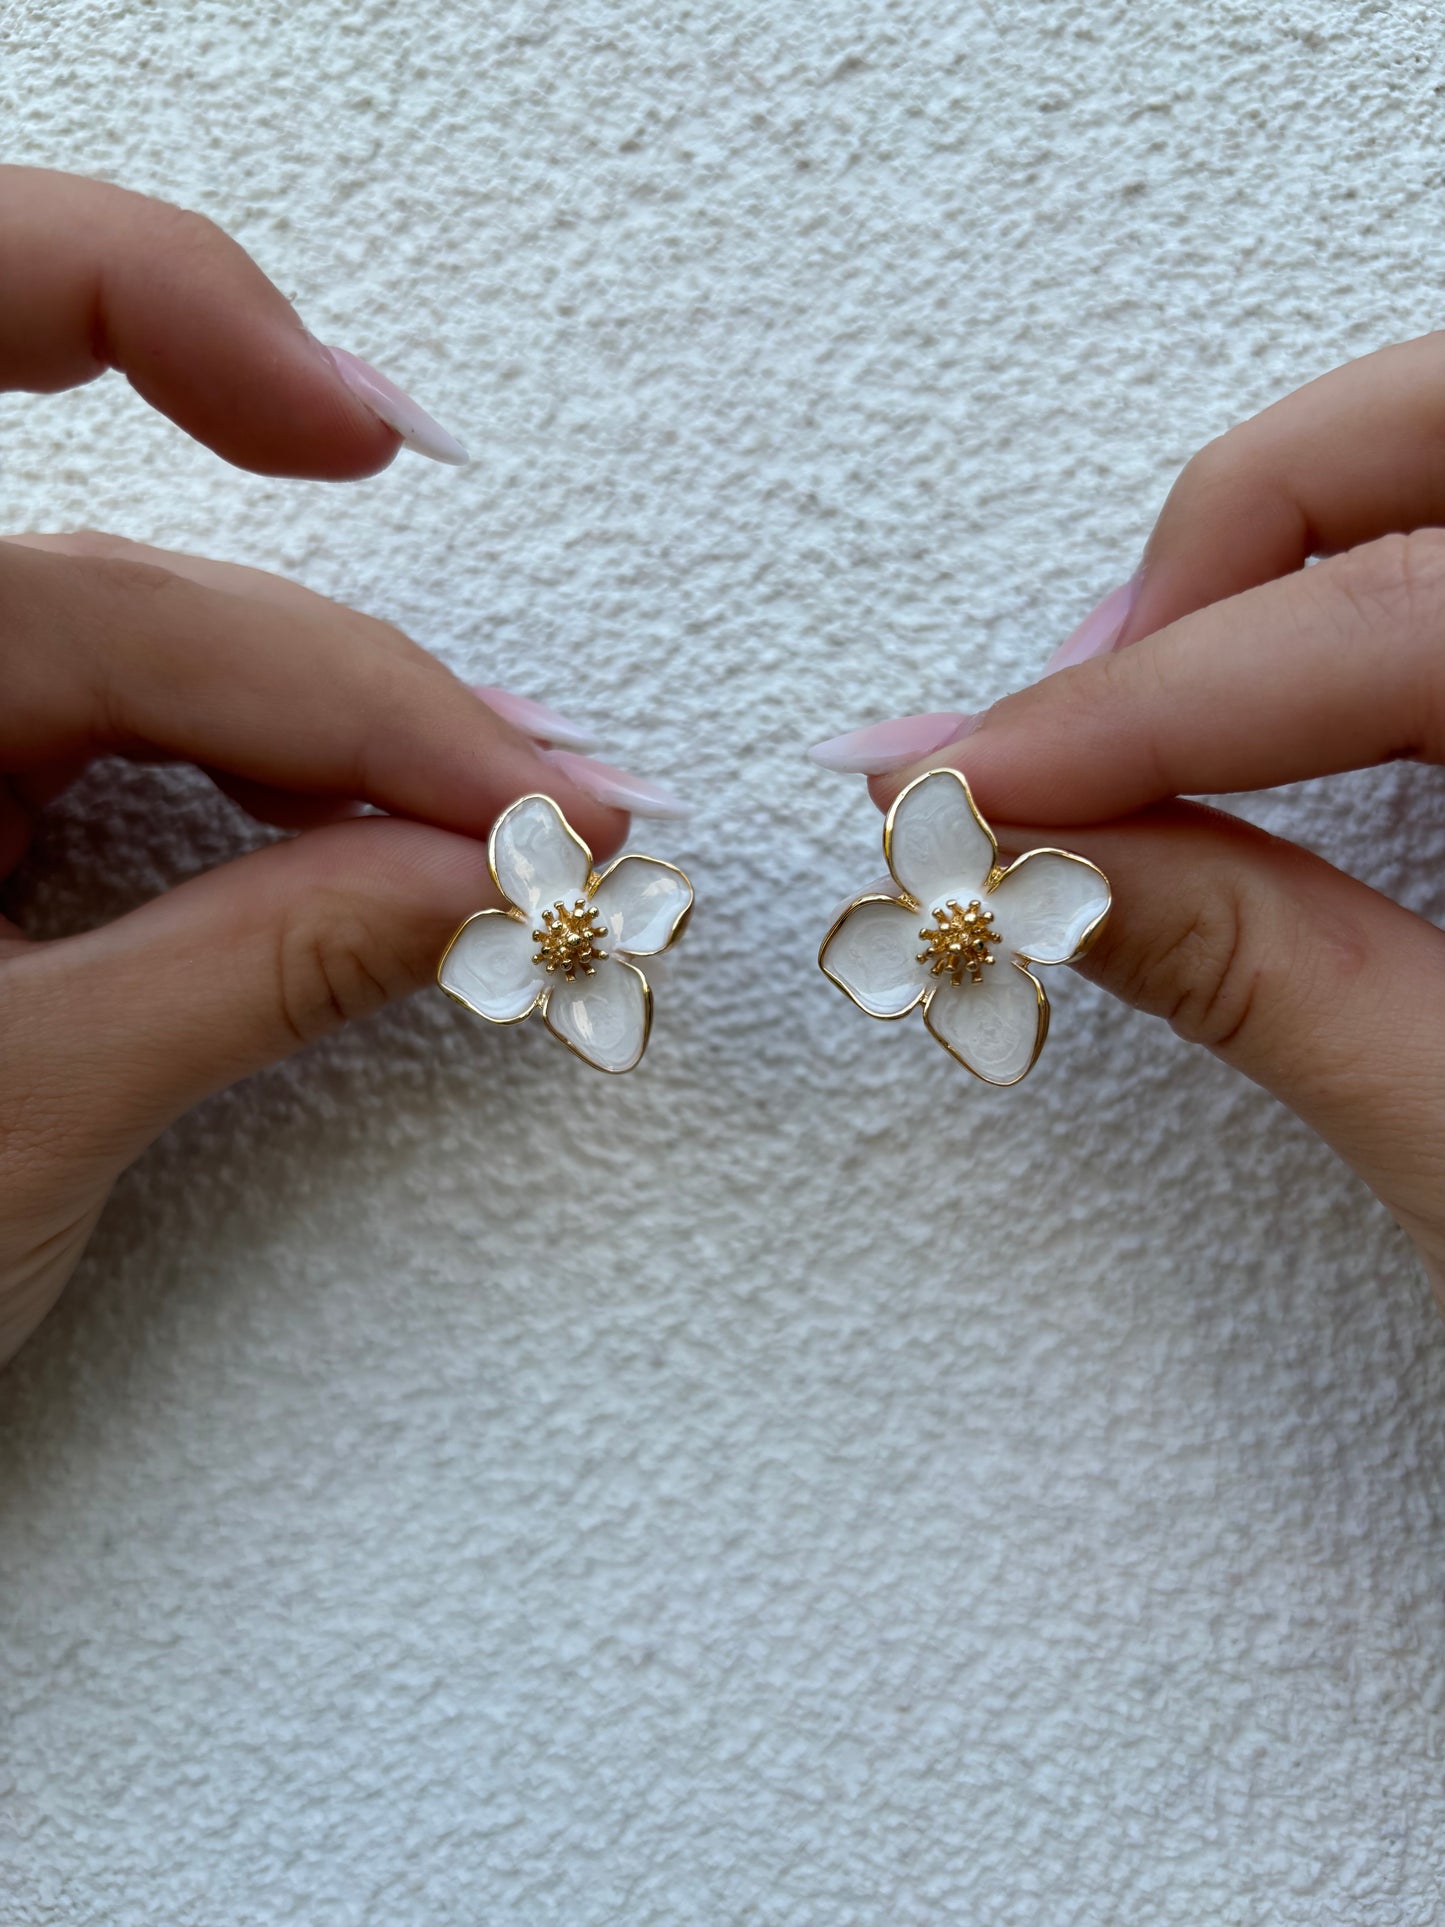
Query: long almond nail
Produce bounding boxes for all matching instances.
[807,711,973,776]
[1042,572,1142,677]
[323,345,469,466]
[546,750,690,821]
[470,685,599,753]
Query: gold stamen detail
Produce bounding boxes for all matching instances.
[918,898,1001,986]
[532,897,608,979]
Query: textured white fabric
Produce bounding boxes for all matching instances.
[3,3,1445,1922]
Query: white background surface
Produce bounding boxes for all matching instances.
[3,3,1445,1921]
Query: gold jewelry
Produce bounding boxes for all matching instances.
[438,794,692,1074]
[818,767,1110,1084]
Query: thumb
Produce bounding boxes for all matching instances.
[1014,801,1445,1292]
[8,817,503,1171]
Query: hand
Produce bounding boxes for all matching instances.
[821,335,1445,1299]
[0,170,640,1363]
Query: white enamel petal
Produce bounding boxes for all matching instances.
[438,911,542,1023]
[490,794,591,918]
[989,848,1111,966]
[591,855,693,957]
[819,895,928,1018]
[544,957,651,1073]
[924,960,1047,1085]
[885,768,996,911]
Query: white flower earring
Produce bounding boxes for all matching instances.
[438,794,692,1074]
[819,767,1110,1084]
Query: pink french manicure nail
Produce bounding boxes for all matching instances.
[470,685,600,753]
[322,345,470,466]
[1042,571,1143,677]
[545,749,691,821]
[807,711,974,776]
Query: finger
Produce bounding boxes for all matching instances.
[1120,332,1445,647]
[4,529,374,612]
[0,541,629,859]
[4,536,599,755]
[0,166,438,478]
[872,533,1445,829]
[10,540,381,828]
[994,802,1445,1292]
[6,815,500,1168]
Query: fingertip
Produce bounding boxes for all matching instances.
[116,317,405,481]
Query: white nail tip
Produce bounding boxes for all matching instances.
[807,714,972,776]
[324,345,470,466]
[546,751,691,821]
[471,686,600,753]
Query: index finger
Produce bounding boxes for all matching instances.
[1119,333,1445,648]
[872,532,1445,827]
[0,167,457,478]
[0,540,631,861]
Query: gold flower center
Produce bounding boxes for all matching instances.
[532,897,607,979]
[918,898,1002,986]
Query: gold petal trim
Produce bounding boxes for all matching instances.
[817,892,929,1021]
[435,907,542,1026]
[922,958,1050,1086]
[882,766,999,904]
[590,852,696,957]
[486,792,596,912]
[986,846,1112,966]
[540,958,655,1075]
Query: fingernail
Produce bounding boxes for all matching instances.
[322,345,470,466]
[470,684,600,753]
[545,750,691,821]
[1042,572,1142,677]
[807,711,973,776]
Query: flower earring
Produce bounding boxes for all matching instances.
[819,767,1109,1084]
[438,793,693,1073]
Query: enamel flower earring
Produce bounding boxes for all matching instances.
[819,767,1110,1084]
[438,793,692,1073]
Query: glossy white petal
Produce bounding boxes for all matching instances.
[437,911,542,1023]
[819,895,927,1018]
[924,959,1047,1085]
[544,957,652,1073]
[490,794,591,918]
[885,768,996,911]
[988,848,1111,965]
[591,855,693,957]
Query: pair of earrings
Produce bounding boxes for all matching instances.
[436,768,1111,1084]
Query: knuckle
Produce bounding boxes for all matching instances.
[0,958,91,1182]
[358,614,415,656]
[1173,431,1240,508]
[353,612,447,680]
[55,529,133,561]
[1115,862,1272,1056]
[273,893,410,1047]
[1323,528,1445,627]
[1316,533,1445,756]
[78,550,184,606]
[68,556,192,738]
[144,197,229,259]
[1104,832,1377,1065]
